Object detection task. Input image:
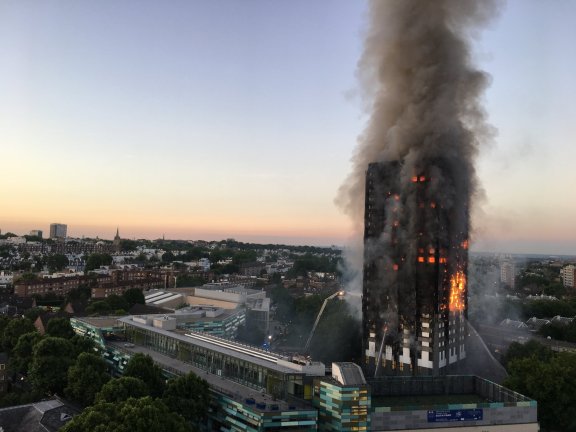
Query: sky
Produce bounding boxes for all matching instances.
[0,1,575,255]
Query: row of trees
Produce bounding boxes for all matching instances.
[0,314,210,431]
[62,353,210,432]
[285,253,340,278]
[84,289,145,316]
[503,340,576,432]
[0,316,95,406]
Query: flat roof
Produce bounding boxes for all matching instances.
[152,294,182,305]
[72,316,123,328]
[372,394,488,409]
[334,362,366,385]
[116,316,311,375]
[175,308,242,323]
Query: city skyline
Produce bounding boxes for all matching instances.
[2,1,576,254]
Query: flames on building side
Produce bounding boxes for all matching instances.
[362,161,469,376]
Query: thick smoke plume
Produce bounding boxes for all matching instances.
[338,0,500,299]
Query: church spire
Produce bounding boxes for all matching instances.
[113,227,121,252]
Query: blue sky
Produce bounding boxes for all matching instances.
[0,1,575,254]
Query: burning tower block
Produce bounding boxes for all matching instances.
[363,161,469,376]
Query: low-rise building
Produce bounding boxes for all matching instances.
[14,269,163,299]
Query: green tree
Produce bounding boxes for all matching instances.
[20,272,39,281]
[85,253,113,272]
[95,376,149,404]
[85,300,112,316]
[2,317,36,353]
[47,254,69,272]
[232,250,257,265]
[162,372,210,425]
[123,353,165,397]
[161,251,176,263]
[65,352,110,406]
[505,352,576,431]
[286,253,339,278]
[70,334,95,357]
[24,307,44,322]
[29,337,75,395]
[0,315,11,337]
[105,294,129,312]
[213,263,239,275]
[10,331,42,375]
[522,299,575,320]
[119,239,138,252]
[46,317,75,339]
[61,397,192,432]
[65,283,93,303]
[503,340,553,367]
[122,288,145,306]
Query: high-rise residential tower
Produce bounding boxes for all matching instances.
[49,223,67,239]
[362,162,469,376]
[499,257,516,289]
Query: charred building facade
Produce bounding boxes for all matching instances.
[363,161,469,376]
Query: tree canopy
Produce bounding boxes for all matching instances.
[46,254,69,272]
[61,397,192,432]
[65,352,110,406]
[505,352,576,431]
[46,317,75,339]
[29,337,76,395]
[95,376,149,404]
[2,317,36,353]
[122,288,145,306]
[123,353,165,397]
[85,253,113,272]
[10,331,42,375]
[162,372,210,425]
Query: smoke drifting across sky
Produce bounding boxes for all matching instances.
[337,0,501,296]
[338,0,500,222]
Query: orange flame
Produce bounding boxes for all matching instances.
[449,271,466,312]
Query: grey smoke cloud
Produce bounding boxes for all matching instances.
[337,0,500,226]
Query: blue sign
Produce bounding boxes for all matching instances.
[427,409,483,423]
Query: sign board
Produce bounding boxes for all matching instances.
[427,409,483,423]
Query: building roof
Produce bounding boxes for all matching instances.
[0,397,80,432]
[551,315,574,325]
[499,318,528,329]
[129,303,171,315]
[526,317,551,329]
[116,315,325,376]
[332,362,366,386]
